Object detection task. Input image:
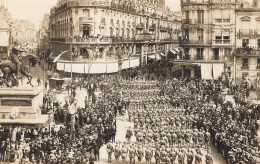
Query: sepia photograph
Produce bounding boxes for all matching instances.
[0,0,259,163]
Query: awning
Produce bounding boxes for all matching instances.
[160,53,166,56]
[201,63,213,80]
[170,50,177,54]
[173,48,180,53]
[156,54,162,60]
[213,63,224,79]
[148,55,156,59]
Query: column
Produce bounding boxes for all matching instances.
[182,66,185,78]
[191,66,195,78]
[256,120,260,145]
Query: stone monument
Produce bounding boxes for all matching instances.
[0,46,50,128]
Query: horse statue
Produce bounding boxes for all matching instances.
[0,54,39,87]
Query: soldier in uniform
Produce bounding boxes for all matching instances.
[106,141,113,162]
[195,149,203,164]
[186,149,194,164]
[121,144,128,163]
[177,149,185,164]
[154,147,161,164]
[145,147,153,164]
[129,145,136,164]
[169,148,177,164]
[205,151,213,164]
[136,145,144,164]
[114,143,121,163]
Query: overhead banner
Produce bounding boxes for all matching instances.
[213,63,224,79]
[57,62,65,71]
[201,63,213,80]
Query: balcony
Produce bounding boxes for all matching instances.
[212,0,236,3]
[79,17,93,24]
[241,66,249,69]
[136,23,144,29]
[210,55,225,61]
[180,39,210,45]
[236,47,260,56]
[159,26,171,32]
[182,19,192,24]
[238,29,253,38]
[194,19,204,24]
[214,40,231,45]
[254,29,260,37]
[149,24,156,30]
[51,38,66,42]
[70,37,111,44]
[194,55,204,60]
[112,38,134,43]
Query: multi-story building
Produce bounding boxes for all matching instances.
[11,20,37,44]
[49,0,181,75]
[235,0,260,85]
[175,0,236,80]
[0,19,9,60]
[39,14,50,53]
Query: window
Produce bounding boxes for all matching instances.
[224,48,231,57]
[197,29,203,43]
[184,29,189,41]
[196,48,203,60]
[242,58,249,69]
[197,10,204,23]
[83,9,90,17]
[185,11,190,23]
[184,48,190,59]
[258,39,260,47]
[213,48,219,60]
[110,28,113,36]
[242,39,249,47]
[242,72,249,79]
[257,58,260,69]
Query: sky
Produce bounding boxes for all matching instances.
[0,0,181,29]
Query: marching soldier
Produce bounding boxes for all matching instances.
[129,145,136,164]
[136,145,144,164]
[169,148,177,164]
[114,143,121,163]
[205,152,213,164]
[186,149,194,164]
[145,147,153,164]
[154,147,161,164]
[106,141,113,163]
[121,144,128,163]
[195,149,203,164]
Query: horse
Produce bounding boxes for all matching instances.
[0,54,39,87]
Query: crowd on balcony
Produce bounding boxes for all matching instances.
[236,46,260,56]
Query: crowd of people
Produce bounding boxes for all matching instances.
[0,58,259,163]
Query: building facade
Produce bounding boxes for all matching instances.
[39,14,50,53]
[175,0,236,80]
[235,0,260,85]
[49,0,181,75]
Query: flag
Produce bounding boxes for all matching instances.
[53,51,70,63]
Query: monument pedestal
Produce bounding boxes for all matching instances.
[0,88,50,128]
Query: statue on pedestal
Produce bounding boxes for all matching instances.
[0,47,38,87]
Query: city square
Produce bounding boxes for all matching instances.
[0,0,260,163]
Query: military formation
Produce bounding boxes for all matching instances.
[105,75,260,164]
